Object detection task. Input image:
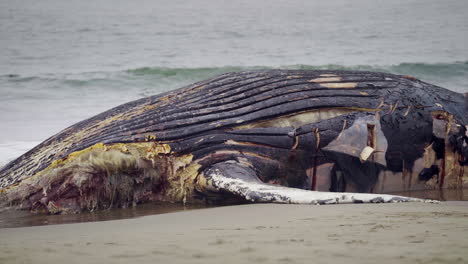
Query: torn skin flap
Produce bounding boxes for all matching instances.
[322,115,388,167]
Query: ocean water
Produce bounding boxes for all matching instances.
[0,0,467,167]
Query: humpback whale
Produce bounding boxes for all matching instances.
[1,70,466,214]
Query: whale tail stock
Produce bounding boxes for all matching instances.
[200,160,435,205]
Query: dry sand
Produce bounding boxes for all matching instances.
[0,202,467,264]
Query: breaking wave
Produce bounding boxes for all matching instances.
[3,61,467,81]
[126,61,468,79]
[125,61,468,93]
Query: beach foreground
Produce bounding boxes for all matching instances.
[1,202,467,264]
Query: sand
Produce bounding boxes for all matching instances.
[0,202,467,264]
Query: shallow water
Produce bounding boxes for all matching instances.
[0,202,216,229]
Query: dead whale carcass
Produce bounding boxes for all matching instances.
[1,70,466,213]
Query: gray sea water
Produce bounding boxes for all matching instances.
[0,0,467,166]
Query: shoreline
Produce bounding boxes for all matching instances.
[1,202,467,264]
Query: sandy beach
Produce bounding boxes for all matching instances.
[0,202,467,264]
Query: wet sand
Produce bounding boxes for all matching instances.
[1,202,467,264]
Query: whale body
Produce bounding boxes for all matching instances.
[0,70,466,213]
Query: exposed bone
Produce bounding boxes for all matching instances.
[359,146,375,163]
